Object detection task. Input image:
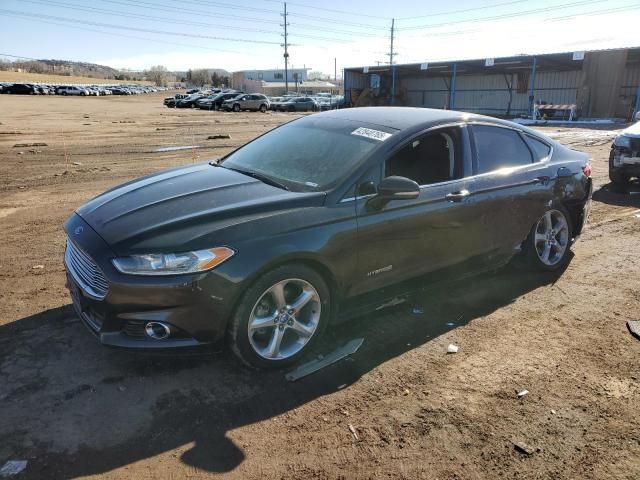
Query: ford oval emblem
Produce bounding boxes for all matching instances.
[74,226,83,235]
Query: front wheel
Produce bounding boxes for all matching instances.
[233,104,240,112]
[259,104,267,113]
[228,265,331,369]
[523,207,572,271]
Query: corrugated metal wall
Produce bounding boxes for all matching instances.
[401,70,581,115]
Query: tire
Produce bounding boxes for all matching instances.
[259,104,267,113]
[228,264,331,369]
[522,205,573,272]
[233,104,241,112]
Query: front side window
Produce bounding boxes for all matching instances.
[385,128,463,186]
[221,117,394,191]
[473,125,532,174]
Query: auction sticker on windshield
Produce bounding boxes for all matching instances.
[351,127,392,142]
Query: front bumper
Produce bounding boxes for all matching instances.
[611,146,640,177]
[63,214,240,351]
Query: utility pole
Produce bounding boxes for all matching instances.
[334,57,337,83]
[281,2,290,94]
[388,18,395,66]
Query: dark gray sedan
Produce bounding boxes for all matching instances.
[63,107,591,368]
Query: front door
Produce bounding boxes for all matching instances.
[352,125,485,297]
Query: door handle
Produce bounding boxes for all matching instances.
[534,176,550,185]
[445,189,471,202]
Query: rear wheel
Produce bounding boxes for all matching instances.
[259,104,267,113]
[228,264,331,369]
[524,207,572,271]
[233,103,241,112]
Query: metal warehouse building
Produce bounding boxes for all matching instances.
[344,47,640,120]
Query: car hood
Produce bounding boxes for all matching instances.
[620,121,640,138]
[75,163,325,254]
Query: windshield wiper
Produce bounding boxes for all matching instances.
[211,163,289,191]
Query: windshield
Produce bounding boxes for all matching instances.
[220,116,396,191]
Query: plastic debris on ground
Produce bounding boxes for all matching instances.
[0,461,27,477]
[411,307,424,315]
[627,320,640,340]
[517,389,529,398]
[285,337,364,381]
[446,344,459,354]
[348,424,359,440]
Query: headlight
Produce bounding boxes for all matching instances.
[112,247,234,276]
[614,135,631,148]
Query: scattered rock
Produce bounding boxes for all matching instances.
[156,127,171,131]
[17,152,24,155]
[72,161,82,166]
[513,441,537,456]
[551,409,557,415]
[31,265,44,270]
[13,142,47,148]
[207,134,232,140]
[447,344,459,354]
[517,389,529,399]
[403,388,410,396]
[0,460,28,477]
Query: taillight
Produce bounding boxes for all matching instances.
[582,163,592,177]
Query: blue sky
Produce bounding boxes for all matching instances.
[1,0,638,74]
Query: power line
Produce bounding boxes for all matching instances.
[396,0,531,20]
[0,14,245,54]
[97,0,382,38]
[0,9,284,44]
[398,0,603,30]
[98,0,282,25]
[21,0,284,35]
[262,0,389,20]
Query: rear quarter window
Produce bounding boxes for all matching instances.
[525,134,552,161]
[472,125,533,174]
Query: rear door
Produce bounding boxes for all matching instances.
[468,123,554,257]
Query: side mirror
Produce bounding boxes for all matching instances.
[368,176,420,210]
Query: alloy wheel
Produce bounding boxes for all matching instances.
[247,278,321,360]
[534,209,569,266]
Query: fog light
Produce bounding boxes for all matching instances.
[145,322,171,340]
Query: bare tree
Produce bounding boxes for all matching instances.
[146,65,169,87]
[189,69,210,87]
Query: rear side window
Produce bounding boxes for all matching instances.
[473,125,532,174]
[526,134,552,161]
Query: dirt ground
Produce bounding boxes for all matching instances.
[0,93,639,480]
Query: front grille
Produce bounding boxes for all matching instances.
[64,239,109,299]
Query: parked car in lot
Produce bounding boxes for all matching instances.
[273,96,319,112]
[57,86,89,96]
[198,91,243,110]
[63,107,592,368]
[221,93,270,112]
[609,121,640,185]
[176,93,206,108]
[164,93,188,107]
[4,83,37,95]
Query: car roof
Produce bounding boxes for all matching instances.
[317,107,529,131]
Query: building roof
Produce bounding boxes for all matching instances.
[261,80,337,88]
[346,46,640,76]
